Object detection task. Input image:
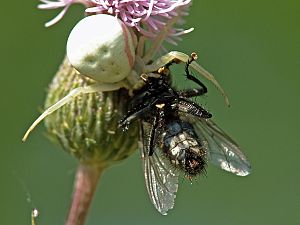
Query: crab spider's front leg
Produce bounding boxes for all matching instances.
[22,83,122,142]
[144,51,230,106]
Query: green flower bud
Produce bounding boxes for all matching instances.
[44,57,138,167]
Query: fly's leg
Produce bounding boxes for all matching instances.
[22,83,122,142]
[144,51,229,106]
[148,110,159,156]
[184,53,208,94]
[118,97,160,130]
[118,104,151,130]
[177,54,207,98]
[177,98,212,119]
[148,105,165,156]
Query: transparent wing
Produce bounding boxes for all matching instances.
[140,122,179,215]
[192,118,251,176]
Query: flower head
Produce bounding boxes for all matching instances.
[86,0,192,39]
[44,57,138,166]
[39,0,193,45]
[38,0,91,27]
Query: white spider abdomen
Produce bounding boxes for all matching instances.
[67,14,136,83]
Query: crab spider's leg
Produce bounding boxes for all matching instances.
[189,59,230,106]
[22,83,121,142]
[145,51,230,106]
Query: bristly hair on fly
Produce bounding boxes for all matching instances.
[118,53,251,215]
[119,52,211,181]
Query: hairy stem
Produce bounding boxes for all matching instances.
[65,164,104,225]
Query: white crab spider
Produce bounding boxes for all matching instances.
[22,14,228,142]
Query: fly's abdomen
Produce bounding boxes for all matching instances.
[162,120,207,176]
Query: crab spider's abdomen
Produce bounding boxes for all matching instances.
[67,14,136,83]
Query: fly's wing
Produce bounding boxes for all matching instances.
[193,119,251,176]
[140,121,179,215]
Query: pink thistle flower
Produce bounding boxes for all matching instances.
[39,0,193,46]
[38,0,92,27]
[86,0,193,40]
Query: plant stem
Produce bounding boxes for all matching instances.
[65,163,103,225]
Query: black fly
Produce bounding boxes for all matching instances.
[119,53,251,215]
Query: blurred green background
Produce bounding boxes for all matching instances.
[1,0,299,225]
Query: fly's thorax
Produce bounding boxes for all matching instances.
[162,120,207,176]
